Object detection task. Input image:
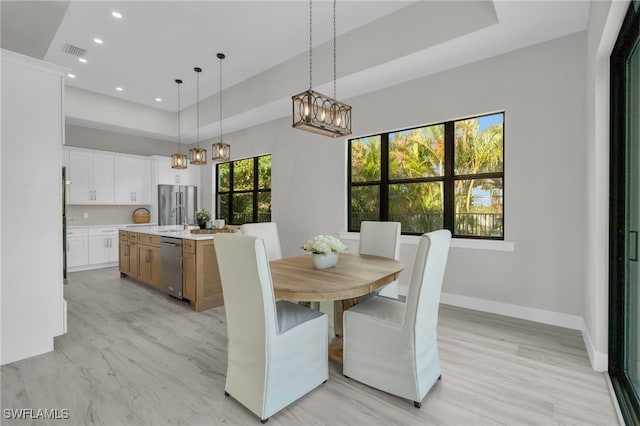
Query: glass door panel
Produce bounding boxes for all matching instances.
[626,38,640,399]
[611,3,640,424]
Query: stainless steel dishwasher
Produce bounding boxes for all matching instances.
[161,236,183,299]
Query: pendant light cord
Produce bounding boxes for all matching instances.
[219,54,224,143]
[177,80,182,154]
[196,70,200,147]
[307,0,337,97]
[309,0,313,91]
[333,0,337,99]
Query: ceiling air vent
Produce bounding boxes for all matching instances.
[62,44,86,57]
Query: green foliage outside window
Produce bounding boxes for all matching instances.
[217,154,271,225]
[349,113,504,238]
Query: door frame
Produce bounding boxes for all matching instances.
[609,2,640,425]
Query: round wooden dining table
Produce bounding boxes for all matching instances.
[269,252,404,302]
[270,252,404,363]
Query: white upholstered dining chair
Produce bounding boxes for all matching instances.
[214,234,328,423]
[359,221,401,298]
[334,221,401,336]
[343,229,451,408]
[240,222,283,261]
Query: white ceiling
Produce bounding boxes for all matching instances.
[2,1,591,142]
[44,1,414,112]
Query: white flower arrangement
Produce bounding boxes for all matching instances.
[303,235,347,255]
[196,209,211,221]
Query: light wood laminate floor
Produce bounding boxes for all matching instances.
[1,268,619,425]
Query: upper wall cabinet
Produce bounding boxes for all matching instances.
[155,156,200,187]
[68,150,114,204]
[114,156,151,204]
[65,147,153,206]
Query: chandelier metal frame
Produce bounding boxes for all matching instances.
[292,0,352,138]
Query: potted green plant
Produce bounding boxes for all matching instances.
[196,209,211,229]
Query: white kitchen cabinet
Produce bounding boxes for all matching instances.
[68,150,114,204]
[66,228,89,268]
[155,155,200,186]
[88,227,119,264]
[114,155,151,204]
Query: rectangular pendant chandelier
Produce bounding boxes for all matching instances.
[292,89,352,138]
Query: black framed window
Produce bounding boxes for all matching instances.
[216,154,271,225]
[348,113,504,239]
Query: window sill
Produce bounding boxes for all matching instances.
[338,232,515,252]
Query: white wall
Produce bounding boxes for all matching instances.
[207,32,589,325]
[1,50,67,364]
[65,124,177,157]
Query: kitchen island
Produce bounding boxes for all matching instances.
[118,225,239,312]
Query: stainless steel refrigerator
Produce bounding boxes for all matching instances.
[158,185,197,226]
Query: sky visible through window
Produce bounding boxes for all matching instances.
[389,113,502,142]
[472,113,503,207]
[477,113,503,132]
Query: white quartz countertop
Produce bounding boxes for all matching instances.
[68,223,158,229]
[68,223,239,240]
[120,225,238,240]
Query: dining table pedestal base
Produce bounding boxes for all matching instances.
[328,338,344,363]
[270,253,404,365]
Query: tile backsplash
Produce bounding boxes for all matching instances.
[67,205,152,226]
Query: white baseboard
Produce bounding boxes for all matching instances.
[68,262,117,273]
[62,299,68,335]
[439,292,583,329]
[581,320,608,372]
[438,292,607,372]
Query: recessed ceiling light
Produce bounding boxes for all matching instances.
[116,87,123,92]
[112,11,122,19]
[93,38,103,45]
[78,58,87,63]
[155,98,162,102]
[67,73,76,79]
